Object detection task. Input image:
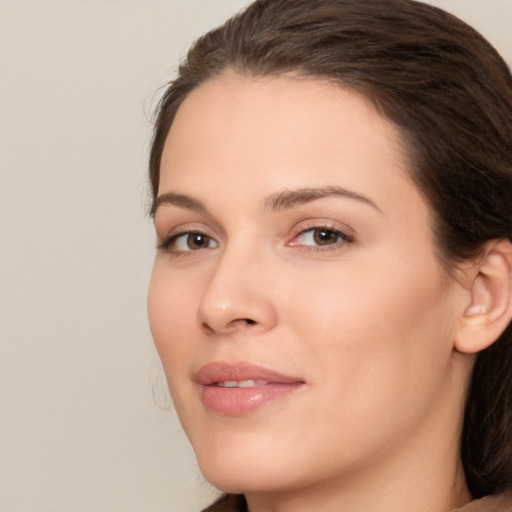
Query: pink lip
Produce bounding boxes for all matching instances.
[195,362,305,415]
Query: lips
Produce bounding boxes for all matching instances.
[195,362,305,415]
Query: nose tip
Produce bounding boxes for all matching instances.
[196,259,278,336]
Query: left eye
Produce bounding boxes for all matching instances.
[168,232,218,252]
[292,227,351,247]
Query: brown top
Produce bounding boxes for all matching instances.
[453,494,512,511]
[203,493,512,512]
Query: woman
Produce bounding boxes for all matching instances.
[147,1,512,511]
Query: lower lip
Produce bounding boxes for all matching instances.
[201,383,303,415]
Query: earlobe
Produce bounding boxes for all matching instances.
[455,240,512,354]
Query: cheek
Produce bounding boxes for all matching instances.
[281,252,455,390]
[271,257,457,463]
[147,265,201,425]
[147,261,196,364]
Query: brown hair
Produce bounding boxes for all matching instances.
[149,0,512,504]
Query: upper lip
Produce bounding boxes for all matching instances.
[194,361,304,386]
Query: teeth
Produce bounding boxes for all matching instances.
[217,380,267,388]
[221,381,239,388]
[239,380,258,388]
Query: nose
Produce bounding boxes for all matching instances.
[197,244,278,336]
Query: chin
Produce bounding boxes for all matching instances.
[194,441,298,494]
[201,464,291,495]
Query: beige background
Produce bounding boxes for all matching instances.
[1,1,510,511]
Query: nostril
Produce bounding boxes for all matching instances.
[200,322,215,335]
[200,318,257,334]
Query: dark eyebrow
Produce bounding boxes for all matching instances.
[151,186,381,217]
[264,186,382,213]
[151,192,207,217]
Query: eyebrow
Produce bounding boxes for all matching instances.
[151,192,207,217]
[151,186,382,217]
[264,186,382,213]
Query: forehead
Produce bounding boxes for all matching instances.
[159,73,424,220]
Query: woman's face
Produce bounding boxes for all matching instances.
[148,75,469,496]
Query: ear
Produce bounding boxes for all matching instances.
[454,240,512,354]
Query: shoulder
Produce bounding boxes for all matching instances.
[452,494,512,512]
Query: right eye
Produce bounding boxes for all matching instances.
[160,231,219,253]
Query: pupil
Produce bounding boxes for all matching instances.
[314,229,337,245]
[189,234,207,249]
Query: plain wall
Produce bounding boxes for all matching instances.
[1,1,510,511]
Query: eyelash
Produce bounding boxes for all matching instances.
[288,225,354,251]
[158,225,354,256]
[158,230,218,255]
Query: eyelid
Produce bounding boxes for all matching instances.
[157,223,220,254]
[161,231,217,251]
[154,207,225,237]
[155,219,354,255]
[286,219,355,250]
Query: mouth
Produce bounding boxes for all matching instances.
[195,362,305,415]
[216,379,269,388]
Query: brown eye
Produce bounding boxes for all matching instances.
[313,228,341,246]
[161,231,219,253]
[187,233,212,250]
[289,226,353,250]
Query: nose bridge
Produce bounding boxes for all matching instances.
[197,236,277,334]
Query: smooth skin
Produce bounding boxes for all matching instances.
[148,74,512,512]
